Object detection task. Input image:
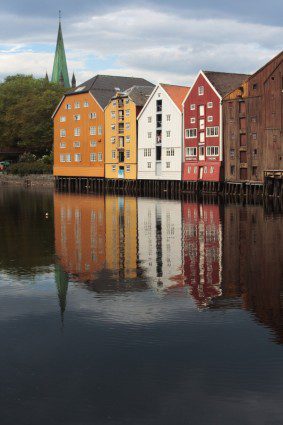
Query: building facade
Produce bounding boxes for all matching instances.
[182,71,249,182]
[223,51,283,182]
[53,75,153,178]
[105,85,154,180]
[138,84,189,181]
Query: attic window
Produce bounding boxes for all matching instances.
[252,83,258,90]
[75,86,86,92]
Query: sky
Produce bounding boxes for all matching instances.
[0,0,282,86]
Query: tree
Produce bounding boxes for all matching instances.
[0,75,65,156]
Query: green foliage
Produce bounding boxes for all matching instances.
[19,152,37,163]
[0,74,65,156]
[6,160,53,176]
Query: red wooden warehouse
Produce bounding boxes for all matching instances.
[182,71,248,183]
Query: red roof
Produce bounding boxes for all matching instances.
[160,84,190,111]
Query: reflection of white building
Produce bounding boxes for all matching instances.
[137,198,183,291]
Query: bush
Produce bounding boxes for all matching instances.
[18,152,37,163]
[6,161,52,176]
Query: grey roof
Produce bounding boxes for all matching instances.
[122,85,154,106]
[66,75,154,109]
[203,71,250,97]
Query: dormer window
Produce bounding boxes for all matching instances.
[198,86,204,95]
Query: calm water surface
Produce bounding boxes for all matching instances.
[0,187,283,425]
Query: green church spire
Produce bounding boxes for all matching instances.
[51,12,70,88]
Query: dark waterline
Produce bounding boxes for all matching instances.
[0,186,283,425]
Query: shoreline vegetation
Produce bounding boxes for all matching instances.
[0,174,54,187]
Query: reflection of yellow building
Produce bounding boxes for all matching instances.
[105,86,154,180]
[105,196,138,278]
[54,193,106,279]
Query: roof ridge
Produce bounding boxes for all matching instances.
[204,70,250,76]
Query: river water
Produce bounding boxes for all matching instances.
[0,187,283,425]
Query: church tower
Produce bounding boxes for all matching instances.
[51,12,70,88]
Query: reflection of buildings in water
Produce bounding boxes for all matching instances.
[220,205,283,344]
[182,202,222,307]
[105,196,138,279]
[137,198,184,291]
[54,193,106,280]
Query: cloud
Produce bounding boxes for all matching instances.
[0,6,281,85]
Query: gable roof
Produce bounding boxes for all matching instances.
[203,71,250,97]
[66,75,154,109]
[123,85,154,106]
[160,84,190,111]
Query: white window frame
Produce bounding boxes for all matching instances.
[126,165,130,172]
[199,105,205,116]
[125,109,130,117]
[60,129,66,137]
[198,86,204,95]
[190,117,196,124]
[112,165,116,171]
[111,111,116,118]
[84,101,89,107]
[112,150,116,159]
[89,112,96,119]
[74,153,81,162]
[207,102,213,108]
[206,146,219,156]
[190,104,196,110]
[74,102,80,109]
[125,136,130,143]
[206,126,219,137]
[186,147,197,157]
[199,119,205,130]
[185,128,197,138]
[73,141,80,148]
[60,116,66,122]
[98,125,102,136]
[125,123,130,130]
[66,104,71,110]
[74,128,80,137]
[60,154,65,162]
[90,153,96,162]
[60,142,66,148]
[90,140,97,147]
[207,116,213,122]
[125,150,130,159]
[98,152,103,162]
[111,137,116,144]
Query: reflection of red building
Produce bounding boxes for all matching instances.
[182,202,222,307]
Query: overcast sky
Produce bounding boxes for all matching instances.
[0,0,282,85]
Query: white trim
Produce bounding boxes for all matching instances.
[52,95,65,119]
[220,102,223,161]
[182,70,222,107]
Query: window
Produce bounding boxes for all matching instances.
[74,114,81,121]
[98,152,103,162]
[111,111,116,118]
[206,126,219,137]
[206,146,219,156]
[126,165,130,172]
[166,162,170,168]
[185,128,197,138]
[89,112,96,119]
[253,149,257,157]
[148,132,152,139]
[66,104,71,110]
[240,151,247,163]
[74,128,80,136]
[112,150,116,159]
[252,83,258,90]
[252,133,257,140]
[60,129,66,137]
[89,126,96,135]
[90,140,96,147]
[147,162,152,168]
[200,132,205,143]
[166,114,171,121]
[111,137,116,144]
[230,148,235,159]
[190,104,196,110]
[98,125,102,135]
[125,109,130,117]
[199,105,204,116]
[210,166,214,174]
[60,142,66,148]
[166,131,171,137]
[186,147,197,156]
[204,166,207,173]
[230,165,235,175]
[60,116,66,122]
[74,154,81,162]
[144,148,152,157]
[198,86,204,95]
[125,99,129,104]
[112,165,116,171]
[111,124,116,131]
[166,148,175,156]
[190,117,196,124]
[84,101,89,107]
[199,119,205,130]
[74,141,80,148]
[252,166,257,176]
[207,102,213,108]
[66,154,72,162]
[188,166,191,173]
[60,154,65,162]
[207,116,213,122]
[75,102,80,109]
[90,153,96,162]
[148,116,152,123]
[126,136,130,143]
[251,116,257,123]
[125,123,130,130]
[125,150,130,159]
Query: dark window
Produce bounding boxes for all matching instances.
[156,99,162,112]
[253,149,257,156]
[252,166,257,176]
[156,146,162,161]
[252,83,258,90]
[119,151,124,162]
[240,168,247,180]
[230,165,235,175]
[240,151,247,163]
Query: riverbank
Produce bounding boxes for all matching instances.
[0,174,54,188]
